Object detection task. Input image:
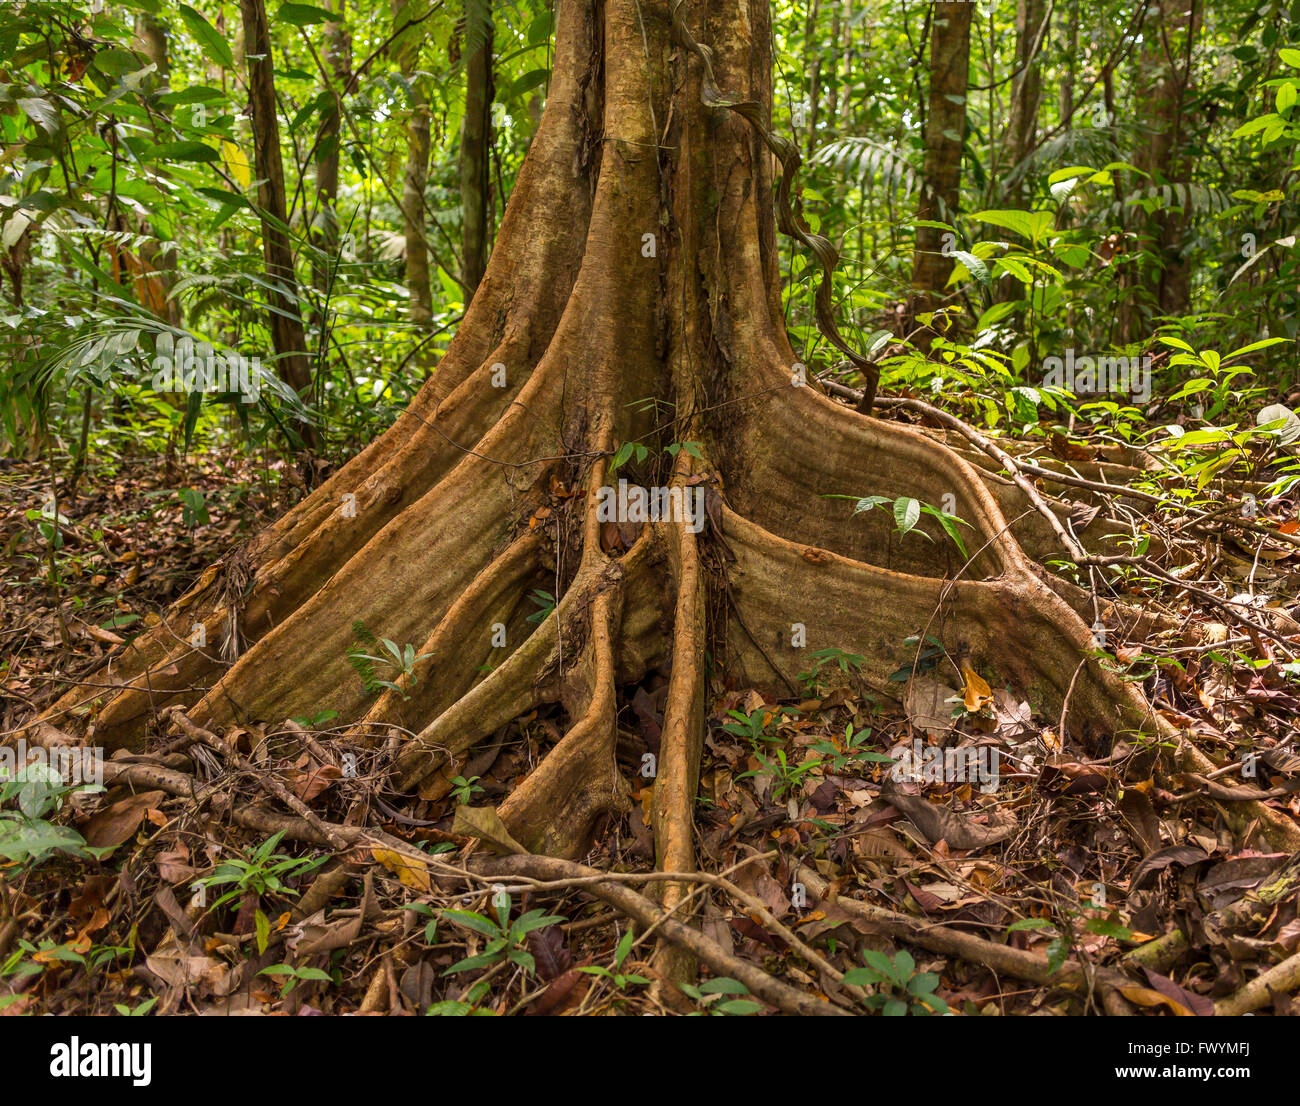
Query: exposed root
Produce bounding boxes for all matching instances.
[649,471,708,981]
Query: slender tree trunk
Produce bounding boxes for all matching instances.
[1003,0,1046,202]
[239,0,317,437]
[394,0,434,327]
[459,0,493,296]
[1134,0,1199,318]
[911,1,973,324]
[803,0,821,159]
[132,13,181,328]
[312,0,351,295]
[402,81,433,327]
[1058,0,1078,125]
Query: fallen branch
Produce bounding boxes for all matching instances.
[479,854,852,1016]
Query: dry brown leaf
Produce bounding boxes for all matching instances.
[80,790,165,849]
[905,675,960,737]
[1118,985,1193,1016]
[961,666,993,713]
[370,847,431,893]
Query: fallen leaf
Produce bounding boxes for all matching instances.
[961,666,993,713]
[452,804,527,855]
[371,847,431,893]
[905,675,960,737]
[883,786,1018,849]
[80,790,165,849]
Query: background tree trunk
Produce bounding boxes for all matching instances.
[1003,0,1047,202]
[239,0,317,437]
[459,0,493,296]
[1134,0,1200,318]
[911,1,973,326]
[312,0,350,295]
[402,79,433,326]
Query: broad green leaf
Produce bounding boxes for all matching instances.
[177,5,234,70]
[893,496,921,536]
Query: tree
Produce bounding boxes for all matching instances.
[1002,0,1048,202]
[311,0,351,296]
[1134,0,1200,318]
[910,1,972,320]
[396,0,433,327]
[39,0,1163,961]
[240,0,318,444]
[459,0,493,294]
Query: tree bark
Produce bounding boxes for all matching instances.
[910,1,973,323]
[239,0,317,436]
[1134,0,1199,319]
[312,0,350,295]
[459,0,493,296]
[1002,0,1046,202]
[402,78,433,326]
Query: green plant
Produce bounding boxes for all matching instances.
[842,949,950,1015]
[828,493,972,559]
[190,831,326,917]
[679,977,763,1015]
[0,762,101,870]
[810,723,893,773]
[797,646,867,696]
[347,632,434,699]
[291,709,339,728]
[717,706,790,747]
[114,997,158,1016]
[440,901,566,976]
[258,962,334,998]
[737,746,823,802]
[525,589,557,624]
[449,775,484,805]
[578,928,650,991]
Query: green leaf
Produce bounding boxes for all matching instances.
[275,2,336,25]
[893,496,921,536]
[950,250,989,285]
[971,208,1053,245]
[141,141,219,163]
[177,5,234,70]
[440,910,502,938]
[1007,917,1055,933]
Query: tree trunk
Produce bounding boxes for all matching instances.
[239,0,317,433]
[1002,0,1046,202]
[312,0,350,295]
[802,0,821,159]
[459,0,493,296]
[1058,0,1077,126]
[402,78,433,326]
[40,0,1187,966]
[1134,0,1199,318]
[910,1,972,321]
[131,13,182,328]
